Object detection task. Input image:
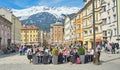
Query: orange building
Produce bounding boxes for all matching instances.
[50,22,64,45]
[73,11,83,45]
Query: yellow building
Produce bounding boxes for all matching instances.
[82,0,102,49]
[21,25,40,45]
[73,11,83,44]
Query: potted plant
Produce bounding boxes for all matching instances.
[78,47,85,64]
[52,48,58,64]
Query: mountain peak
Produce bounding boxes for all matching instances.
[12,6,80,20]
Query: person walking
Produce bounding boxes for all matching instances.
[19,45,23,55]
[115,43,119,54]
[111,42,115,54]
[26,46,33,63]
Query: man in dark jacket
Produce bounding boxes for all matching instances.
[116,43,119,54]
[111,42,115,54]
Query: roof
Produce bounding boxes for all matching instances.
[67,13,77,20]
[21,25,39,29]
[51,22,63,27]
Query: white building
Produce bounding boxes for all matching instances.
[101,0,118,43]
[64,16,71,43]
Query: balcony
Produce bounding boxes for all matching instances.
[83,24,92,29]
[76,29,82,34]
[77,37,83,41]
[95,20,102,25]
[95,7,102,12]
[74,18,82,26]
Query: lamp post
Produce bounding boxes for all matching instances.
[92,0,96,53]
[13,18,15,45]
[116,0,119,43]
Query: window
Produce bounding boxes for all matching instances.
[95,27,98,33]
[103,31,107,36]
[34,35,35,37]
[102,6,106,12]
[107,11,109,15]
[102,19,107,24]
[113,14,116,21]
[114,28,117,36]
[113,0,116,7]
[108,17,111,23]
[84,31,87,34]
[108,3,110,10]
[111,30,113,36]
[89,30,92,34]
[112,7,115,12]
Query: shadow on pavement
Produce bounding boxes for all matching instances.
[0,52,19,59]
[101,57,120,64]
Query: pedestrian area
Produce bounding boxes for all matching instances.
[0,53,28,64]
[0,52,120,70]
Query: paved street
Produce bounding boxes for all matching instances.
[0,52,120,70]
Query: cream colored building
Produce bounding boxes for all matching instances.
[0,8,21,45]
[117,0,120,41]
[82,0,102,49]
[11,15,21,44]
[101,0,118,43]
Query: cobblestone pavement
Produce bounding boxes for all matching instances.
[0,52,120,70]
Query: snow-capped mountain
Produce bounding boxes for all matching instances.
[11,6,80,31]
[12,6,80,20]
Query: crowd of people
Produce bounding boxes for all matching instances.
[18,43,102,64]
[103,42,119,54]
[2,44,19,54]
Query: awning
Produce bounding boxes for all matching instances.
[90,38,102,42]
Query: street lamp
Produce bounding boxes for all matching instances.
[92,0,96,52]
[13,18,15,45]
[116,0,120,43]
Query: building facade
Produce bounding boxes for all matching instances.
[64,16,71,43]
[21,25,40,45]
[101,0,118,43]
[11,15,21,45]
[64,14,76,45]
[0,16,12,50]
[82,0,102,49]
[117,0,120,41]
[0,8,21,45]
[73,11,83,45]
[50,22,64,45]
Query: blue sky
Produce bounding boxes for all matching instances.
[0,0,84,9]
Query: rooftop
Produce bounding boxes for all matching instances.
[21,25,39,29]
